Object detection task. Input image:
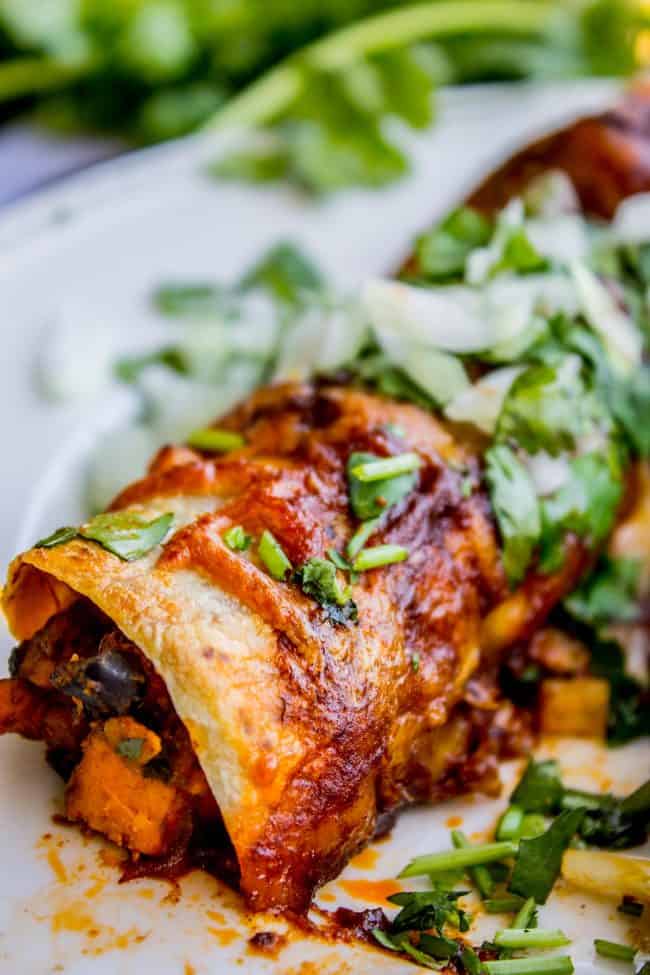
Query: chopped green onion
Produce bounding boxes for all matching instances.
[347,450,417,521]
[411,653,420,673]
[594,940,635,962]
[399,840,518,878]
[223,524,252,551]
[350,452,421,482]
[187,427,245,452]
[483,958,574,975]
[327,548,350,571]
[452,829,494,898]
[258,530,292,580]
[347,517,381,559]
[497,805,525,841]
[461,946,483,975]
[352,544,409,572]
[485,897,526,914]
[494,929,570,949]
[519,813,547,838]
[511,896,537,931]
[418,932,459,959]
[498,896,538,962]
[371,929,399,952]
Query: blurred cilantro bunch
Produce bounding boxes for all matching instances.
[0,0,645,191]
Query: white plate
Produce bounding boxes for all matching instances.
[0,81,647,975]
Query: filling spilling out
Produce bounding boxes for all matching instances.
[0,591,608,896]
[0,598,238,885]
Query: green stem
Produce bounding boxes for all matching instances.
[353,543,409,571]
[0,57,92,103]
[497,805,525,841]
[399,839,518,878]
[495,929,570,949]
[351,451,421,482]
[512,896,537,931]
[483,958,574,975]
[594,940,636,962]
[207,0,555,129]
[485,897,526,914]
[452,829,494,898]
[347,517,382,559]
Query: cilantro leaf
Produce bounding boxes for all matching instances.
[564,556,640,626]
[114,346,188,383]
[608,365,650,457]
[380,931,447,970]
[485,445,541,586]
[35,525,78,548]
[510,759,564,815]
[418,932,461,959]
[350,352,437,410]
[115,737,145,761]
[388,888,470,934]
[238,241,324,306]
[509,808,585,903]
[414,207,492,282]
[496,360,608,457]
[296,556,356,615]
[491,226,549,277]
[540,449,624,568]
[80,511,174,561]
[347,450,418,521]
[35,512,174,562]
[589,635,650,745]
[153,283,230,317]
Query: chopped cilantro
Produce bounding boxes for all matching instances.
[66,511,174,562]
[388,888,470,934]
[153,283,229,317]
[509,808,585,903]
[608,365,650,457]
[564,556,640,626]
[414,207,492,282]
[296,557,358,624]
[510,759,563,815]
[115,737,145,761]
[297,557,350,606]
[35,525,78,548]
[491,226,549,277]
[539,449,624,571]
[485,445,541,586]
[496,361,608,457]
[238,241,324,307]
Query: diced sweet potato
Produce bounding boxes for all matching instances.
[539,677,610,738]
[65,718,188,856]
[0,678,47,737]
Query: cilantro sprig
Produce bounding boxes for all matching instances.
[36,511,174,562]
